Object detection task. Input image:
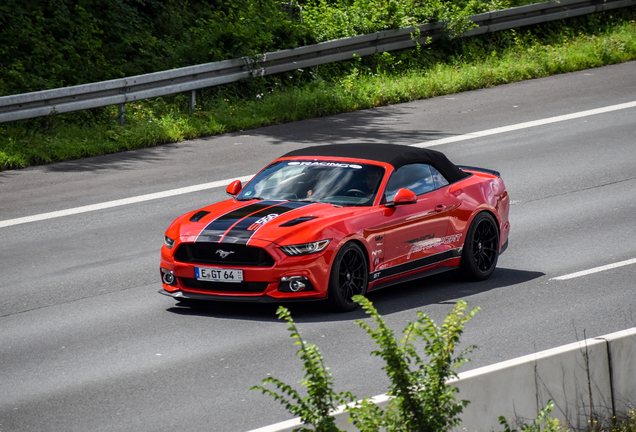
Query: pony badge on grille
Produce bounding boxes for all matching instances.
[216,250,235,259]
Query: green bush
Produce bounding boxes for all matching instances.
[252,298,479,431]
[0,0,311,96]
[350,297,478,432]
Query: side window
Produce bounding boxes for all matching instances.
[431,166,449,189]
[384,164,447,202]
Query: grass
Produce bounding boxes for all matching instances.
[1,9,635,170]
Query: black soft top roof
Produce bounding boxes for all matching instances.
[282,143,470,183]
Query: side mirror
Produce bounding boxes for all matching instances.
[387,188,417,207]
[226,180,243,196]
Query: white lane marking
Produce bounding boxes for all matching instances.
[0,176,253,229]
[550,258,636,281]
[1,100,635,229]
[413,101,636,148]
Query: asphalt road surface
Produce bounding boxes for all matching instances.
[1,61,635,432]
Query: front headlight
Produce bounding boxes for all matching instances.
[164,235,175,249]
[280,239,331,256]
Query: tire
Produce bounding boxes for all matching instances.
[328,242,368,312]
[459,212,499,281]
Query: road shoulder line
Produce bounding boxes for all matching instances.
[550,258,636,280]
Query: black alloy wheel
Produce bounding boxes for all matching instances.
[459,212,499,281]
[328,242,368,312]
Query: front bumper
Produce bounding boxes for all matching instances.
[160,239,336,301]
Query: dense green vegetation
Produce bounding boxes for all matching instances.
[0,0,304,95]
[1,1,635,169]
[0,0,517,96]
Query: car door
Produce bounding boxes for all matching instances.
[378,163,457,279]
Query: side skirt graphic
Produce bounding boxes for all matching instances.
[368,248,462,290]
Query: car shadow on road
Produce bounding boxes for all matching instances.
[364,267,544,317]
[165,267,544,323]
[34,104,455,174]
[244,105,452,147]
[42,144,175,173]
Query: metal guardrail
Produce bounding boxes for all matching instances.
[1,0,634,125]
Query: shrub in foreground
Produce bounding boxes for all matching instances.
[252,297,479,431]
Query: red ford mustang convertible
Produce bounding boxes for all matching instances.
[160,144,510,311]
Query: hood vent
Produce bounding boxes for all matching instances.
[279,216,318,227]
[190,211,210,222]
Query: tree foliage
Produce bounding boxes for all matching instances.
[0,0,311,96]
[0,0,522,96]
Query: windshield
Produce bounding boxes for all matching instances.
[237,160,385,206]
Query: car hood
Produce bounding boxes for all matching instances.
[171,199,366,246]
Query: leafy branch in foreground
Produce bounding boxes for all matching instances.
[251,306,355,432]
[348,297,479,432]
[253,299,479,431]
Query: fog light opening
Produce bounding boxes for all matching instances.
[289,280,306,292]
[161,268,177,286]
[280,276,309,293]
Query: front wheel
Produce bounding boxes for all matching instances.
[328,242,368,312]
[459,212,499,281]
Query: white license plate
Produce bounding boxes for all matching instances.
[195,267,243,283]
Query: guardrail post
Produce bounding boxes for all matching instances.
[189,90,196,112]
[118,103,126,126]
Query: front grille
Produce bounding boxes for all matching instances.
[174,243,275,267]
[180,278,269,293]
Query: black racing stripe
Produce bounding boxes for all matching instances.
[221,201,315,244]
[196,201,282,243]
[370,248,462,282]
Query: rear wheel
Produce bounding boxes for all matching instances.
[459,212,499,281]
[328,242,368,312]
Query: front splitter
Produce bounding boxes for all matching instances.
[158,289,324,303]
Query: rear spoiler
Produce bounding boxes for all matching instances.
[457,165,501,177]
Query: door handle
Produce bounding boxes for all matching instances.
[435,205,447,212]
